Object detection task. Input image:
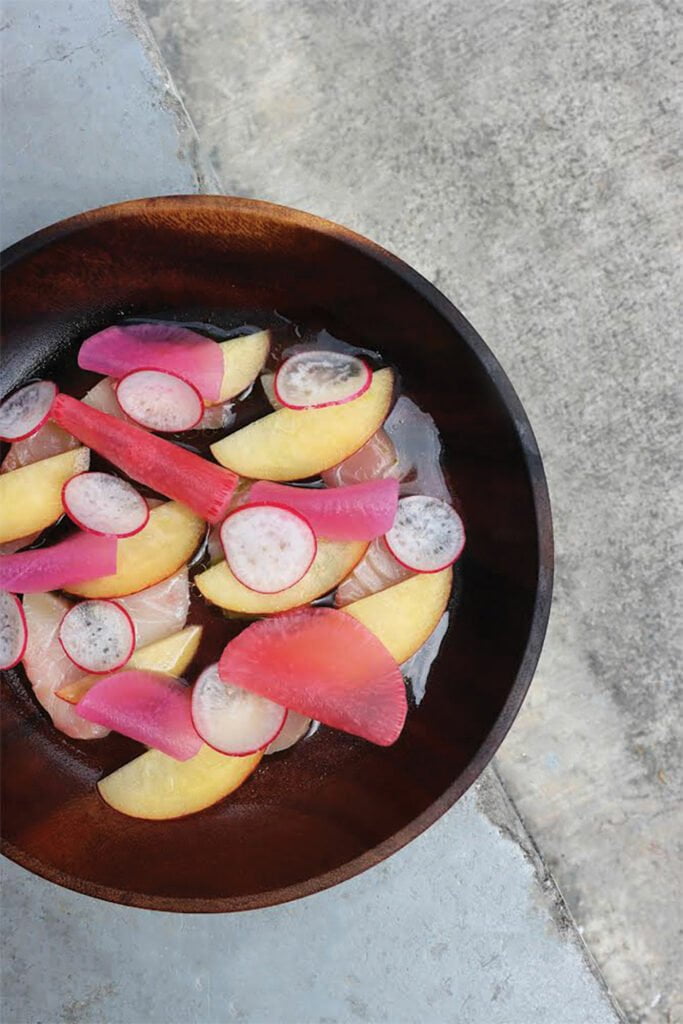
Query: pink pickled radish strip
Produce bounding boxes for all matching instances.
[63,472,149,537]
[248,478,399,541]
[334,536,410,606]
[52,394,239,524]
[274,351,371,409]
[0,532,117,593]
[321,428,399,487]
[220,503,317,593]
[0,590,27,669]
[77,669,202,760]
[191,663,286,755]
[385,496,465,572]
[219,607,407,746]
[0,381,58,442]
[115,370,203,432]
[59,600,135,674]
[78,323,224,401]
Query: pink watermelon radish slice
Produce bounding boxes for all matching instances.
[115,369,203,432]
[0,381,58,442]
[247,478,399,541]
[191,663,286,755]
[78,322,224,402]
[385,495,465,572]
[218,607,407,746]
[219,503,317,593]
[274,351,371,409]
[62,472,149,537]
[322,429,400,487]
[265,710,313,755]
[0,532,117,593]
[52,394,239,524]
[0,590,27,669]
[334,536,411,606]
[76,669,202,760]
[59,599,135,673]
[116,568,189,648]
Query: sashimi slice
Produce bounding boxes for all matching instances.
[76,670,202,761]
[196,400,236,431]
[115,568,190,647]
[0,532,42,556]
[1,420,80,473]
[0,532,117,593]
[62,472,149,537]
[22,592,109,739]
[52,395,239,524]
[385,396,451,502]
[265,710,313,755]
[0,590,27,669]
[78,323,225,401]
[385,496,465,572]
[82,377,129,420]
[59,599,135,673]
[115,370,203,432]
[247,478,399,541]
[321,428,399,487]
[0,381,58,442]
[191,663,286,755]
[220,503,317,593]
[274,351,371,409]
[334,537,411,606]
[219,607,407,746]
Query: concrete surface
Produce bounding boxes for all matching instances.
[137,2,683,1023]
[0,2,623,1024]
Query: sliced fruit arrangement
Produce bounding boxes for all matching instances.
[2,321,462,822]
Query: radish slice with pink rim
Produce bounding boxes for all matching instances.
[0,532,117,594]
[274,351,371,409]
[62,472,149,537]
[76,669,202,760]
[385,495,465,572]
[191,663,286,755]
[0,381,58,442]
[0,590,27,670]
[265,710,313,755]
[219,503,317,594]
[115,369,203,432]
[58,600,135,674]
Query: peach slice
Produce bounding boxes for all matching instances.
[0,446,90,544]
[210,368,394,481]
[216,331,270,402]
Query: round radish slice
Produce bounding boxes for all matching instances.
[0,381,58,442]
[58,599,135,674]
[385,496,465,572]
[115,369,203,432]
[219,503,317,594]
[191,663,286,755]
[62,472,149,537]
[265,710,313,755]
[0,590,27,670]
[274,351,371,409]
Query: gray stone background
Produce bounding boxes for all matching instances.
[1,0,681,1022]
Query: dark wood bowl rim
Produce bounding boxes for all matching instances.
[0,195,553,912]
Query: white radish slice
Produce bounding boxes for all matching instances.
[219,503,317,594]
[115,369,203,432]
[274,351,371,409]
[58,599,135,674]
[265,710,313,755]
[191,663,286,755]
[0,590,27,670]
[0,381,58,442]
[385,496,465,572]
[62,471,149,537]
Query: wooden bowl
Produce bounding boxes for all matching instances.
[0,196,552,911]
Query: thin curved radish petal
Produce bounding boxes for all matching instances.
[334,536,411,607]
[385,496,465,572]
[116,370,203,433]
[22,591,110,739]
[76,670,202,760]
[78,323,225,401]
[220,503,317,594]
[116,568,189,648]
[0,381,58,442]
[53,395,238,524]
[219,607,407,746]
[321,428,399,488]
[1,421,80,474]
[385,396,451,502]
[274,351,371,409]
[265,710,313,755]
[63,472,149,537]
[248,478,399,542]
[0,590,27,669]
[59,600,135,674]
[0,532,117,594]
[191,663,286,755]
